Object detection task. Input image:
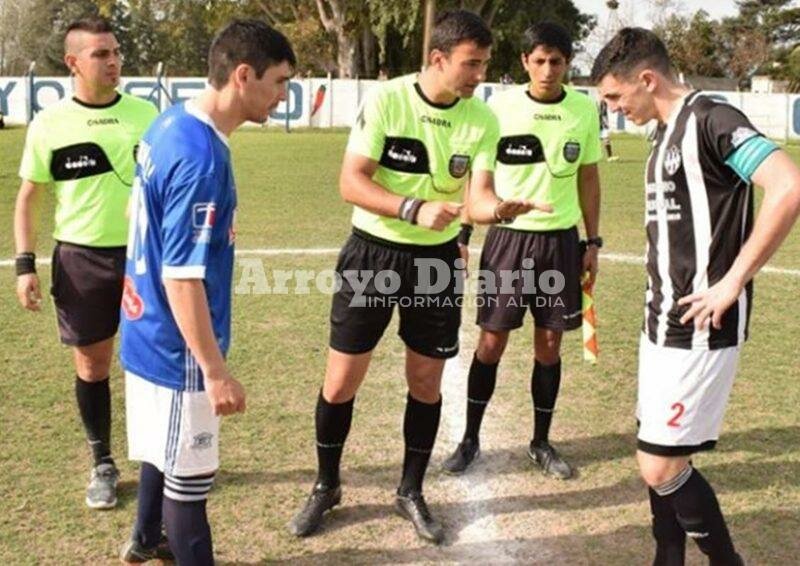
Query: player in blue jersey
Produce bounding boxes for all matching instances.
[117,21,295,564]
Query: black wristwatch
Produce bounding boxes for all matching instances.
[585,236,603,249]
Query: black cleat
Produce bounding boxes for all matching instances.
[442,438,480,475]
[119,533,174,564]
[288,483,342,537]
[528,441,574,480]
[395,491,444,544]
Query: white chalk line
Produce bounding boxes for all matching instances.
[3,248,798,278]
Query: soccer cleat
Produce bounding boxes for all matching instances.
[288,483,342,537]
[86,462,119,509]
[442,438,480,475]
[395,491,444,544]
[528,441,574,480]
[607,155,620,162]
[119,534,174,564]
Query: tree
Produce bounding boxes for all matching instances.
[655,11,725,77]
[315,0,364,78]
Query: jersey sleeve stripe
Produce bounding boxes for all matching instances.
[162,265,206,279]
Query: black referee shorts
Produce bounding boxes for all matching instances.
[50,241,126,347]
[476,226,582,332]
[329,229,462,359]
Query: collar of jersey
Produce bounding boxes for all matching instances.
[662,90,696,129]
[185,99,229,147]
[525,86,567,105]
[72,92,122,109]
[413,82,460,110]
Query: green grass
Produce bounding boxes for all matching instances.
[1,129,799,564]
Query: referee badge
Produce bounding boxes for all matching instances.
[449,154,470,178]
[563,141,581,163]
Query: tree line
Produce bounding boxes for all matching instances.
[0,0,592,81]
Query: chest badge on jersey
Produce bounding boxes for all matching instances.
[379,137,431,174]
[664,145,682,176]
[497,135,545,165]
[449,154,470,178]
[563,141,581,163]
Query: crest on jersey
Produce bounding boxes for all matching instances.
[449,154,470,178]
[731,126,758,148]
[563,141,581,163]
[121,276,144,320]
[664,145,682,176]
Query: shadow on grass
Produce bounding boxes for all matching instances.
[218,424,800,489]
[262,508,800,565]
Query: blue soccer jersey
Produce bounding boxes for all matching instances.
[120,101,237,391]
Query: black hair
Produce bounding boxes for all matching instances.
[521,22,573,60]
[429,10,493,54]
[208,19,296,89]
[66,16,114,37]
[591,27,672,83]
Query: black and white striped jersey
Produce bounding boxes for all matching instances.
[643,91,770,350]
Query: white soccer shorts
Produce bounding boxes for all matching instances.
[636,334,741,456]
[126,371,220,477]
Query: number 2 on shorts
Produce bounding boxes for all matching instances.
[667,402,685,428]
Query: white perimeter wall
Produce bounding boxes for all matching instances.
[2,76,799,140]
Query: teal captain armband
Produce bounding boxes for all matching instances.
[725,136,779,182]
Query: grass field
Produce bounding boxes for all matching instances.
[1,127,799,565]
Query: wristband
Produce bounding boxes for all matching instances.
[457,223,473,246]
[399,198,425,225]
[15,252,36,276]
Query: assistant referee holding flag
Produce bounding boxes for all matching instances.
[13,16,157,509]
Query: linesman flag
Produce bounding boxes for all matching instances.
[582,275,598,364]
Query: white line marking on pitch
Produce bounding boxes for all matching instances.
[3,249,798,278]
[439,325,516,561]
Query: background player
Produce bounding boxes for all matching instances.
[592,28,800,565]
[289,10,548,544]
[443,22,602,480]
[118,20,294,563]
[13,16,157,509]
[599,98,619,161]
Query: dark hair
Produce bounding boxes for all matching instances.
[429,10,493,54]
[591,27,672,83]
[521,22,573,60]
[208,19,296,89]
[65,16,113,37]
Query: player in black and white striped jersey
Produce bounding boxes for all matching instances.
[593,28,800,566]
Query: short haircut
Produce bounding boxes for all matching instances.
[591,27,672,83]
[429,10,493,54]
[208,19,296,89]
[64,16,114,50]
[521,22,573,60]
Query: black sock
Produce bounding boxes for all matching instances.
[653,465,738,566]
[649,487,686,566]
[399,393,442,495]
[75,376,112,466]
[315,390,354,488]
[531,359,561,445]
[659,467,737,564]
[606,144,614,158]
[163,496,213,566]
[134,463,164,549]
[463,354,498,443]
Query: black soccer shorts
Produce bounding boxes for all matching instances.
[329,228,462,359]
